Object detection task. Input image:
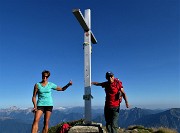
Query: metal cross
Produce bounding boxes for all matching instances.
[73,9,97,124]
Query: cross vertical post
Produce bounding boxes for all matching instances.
[84,9,91,124]
[72,9,97,124]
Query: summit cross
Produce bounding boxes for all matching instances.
[73,9,97,124]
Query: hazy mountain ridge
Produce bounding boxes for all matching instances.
[0,106,179,133]
[0,118,31,133]
[93,107,166,127]
[133,108,180,130]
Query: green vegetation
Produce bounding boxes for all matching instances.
[118,125,178,133]
[48,119,84,133]
[152,127,178,133]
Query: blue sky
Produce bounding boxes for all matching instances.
[0,0,179,109]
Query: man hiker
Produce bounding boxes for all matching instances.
[92,71,129,133]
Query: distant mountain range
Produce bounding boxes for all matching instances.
[0,106,179,133]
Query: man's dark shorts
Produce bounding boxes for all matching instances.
[37,106,53,113]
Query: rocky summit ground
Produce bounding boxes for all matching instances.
[49,119,178,133]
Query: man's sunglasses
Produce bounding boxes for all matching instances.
[42,75,49,78]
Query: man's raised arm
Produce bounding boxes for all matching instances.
[91,82,102,86]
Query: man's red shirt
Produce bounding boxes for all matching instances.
[101,78,123,107]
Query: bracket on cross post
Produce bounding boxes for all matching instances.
[83,42,92,54]
[83,94,93,100]
[83,42,89,47]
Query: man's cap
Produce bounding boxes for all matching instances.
[106,71,114,79]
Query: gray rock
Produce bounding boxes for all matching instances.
[68,123,106,133]
[68,126,99,133]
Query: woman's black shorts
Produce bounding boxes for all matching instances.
[37,106,53,113]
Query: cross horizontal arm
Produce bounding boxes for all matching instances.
[73,9,89,31]
[72,9,97,44]
[91,32,97,44]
